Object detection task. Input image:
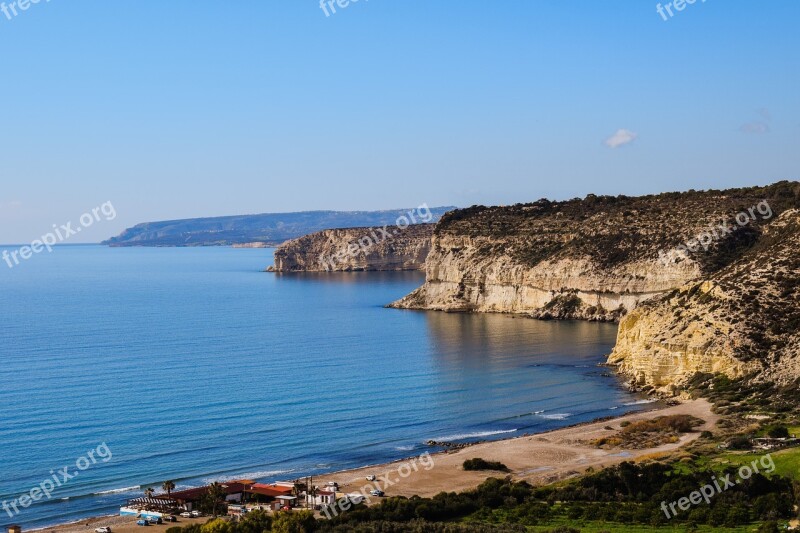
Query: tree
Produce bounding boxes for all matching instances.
[271,511,316,533]
[199,518,230,533]
[766,425,790,439]
[162,480,176,498]
[292,479,307,499]
[237,510,272,533]
[205,482,228,518]
[143,487,155,498]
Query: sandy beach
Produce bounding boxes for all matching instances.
[315,399,717,498]
[35,399,716,533]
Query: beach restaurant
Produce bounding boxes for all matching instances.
[122,481,297,517]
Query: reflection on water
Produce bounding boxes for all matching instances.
[424,312,619,369]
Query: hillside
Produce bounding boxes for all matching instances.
[390,181,800,391]
[103,207,454,247]
[609,207,800,392]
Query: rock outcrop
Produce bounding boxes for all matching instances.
[269,224,434,272]
[608,207,800,392]
[390,181,800,391]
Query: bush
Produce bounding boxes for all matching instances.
[463,458,510,472]
[726,436,752,450]
[766,425,790,438]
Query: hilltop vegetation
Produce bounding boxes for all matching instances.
[437,181,800,272]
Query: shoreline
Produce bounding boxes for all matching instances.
[32,398,716,533]
[313,398,716,498]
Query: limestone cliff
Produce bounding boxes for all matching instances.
[390,181,800,391]
[392,184,798,320]
[269,224,434,272]
[608,207,800,392]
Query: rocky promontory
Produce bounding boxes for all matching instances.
[390,181,800,392]
[608,206,800,392]
[269,224,434,272]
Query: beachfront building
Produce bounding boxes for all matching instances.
[122,481,248,517]
[122,480,301,519]
[246,483,294,503]
[308,490,336,507]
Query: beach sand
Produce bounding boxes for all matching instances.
[315,399,717,498]
[36,399,716,533]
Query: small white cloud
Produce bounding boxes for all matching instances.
[740,121,770,134]
[604,129,638,149]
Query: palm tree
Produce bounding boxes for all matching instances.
[292,479,307,499]
[206,482,227,517]
[143,487,155,499]
[162,480,176,499]
[307,485,318,510]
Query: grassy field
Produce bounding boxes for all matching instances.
[713,446,800,480]
[521,517,764,532]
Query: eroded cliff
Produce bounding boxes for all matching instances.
[390,182,800,391]
[608,207,800,392]
[269,224,434,272]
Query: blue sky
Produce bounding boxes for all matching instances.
[1,0,798,243]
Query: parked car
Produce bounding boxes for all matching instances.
[166,515,178,522]
[365,475,376,481]
[190,511,202,518]
[370,489,385,497]
[95,527,112,533]
[180,512,192,518]
[149,517,163,524]
[136,520,148,526]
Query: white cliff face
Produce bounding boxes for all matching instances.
[270,224,433,272]
[608,210,800,392]
[607,283,760,392]
[390,234,702,321]
[390,189,800,393]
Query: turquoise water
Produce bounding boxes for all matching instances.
[0,246,646,529]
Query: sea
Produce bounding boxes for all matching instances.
[0,245,651,529]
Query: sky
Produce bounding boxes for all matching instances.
[0,0,798,243]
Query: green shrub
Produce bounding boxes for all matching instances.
[463,458,510,472]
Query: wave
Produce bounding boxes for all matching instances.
[533,410,545,415]
[609,406,619,410]
[623,399,658,406]
[538,413,571,420]
[202,470,294,483]
[429,429,518,442]
[394,445,415,451]
[93,486,140,496]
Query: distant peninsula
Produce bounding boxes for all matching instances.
[102,207,455,247]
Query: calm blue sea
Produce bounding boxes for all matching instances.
[0,245,648,529]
